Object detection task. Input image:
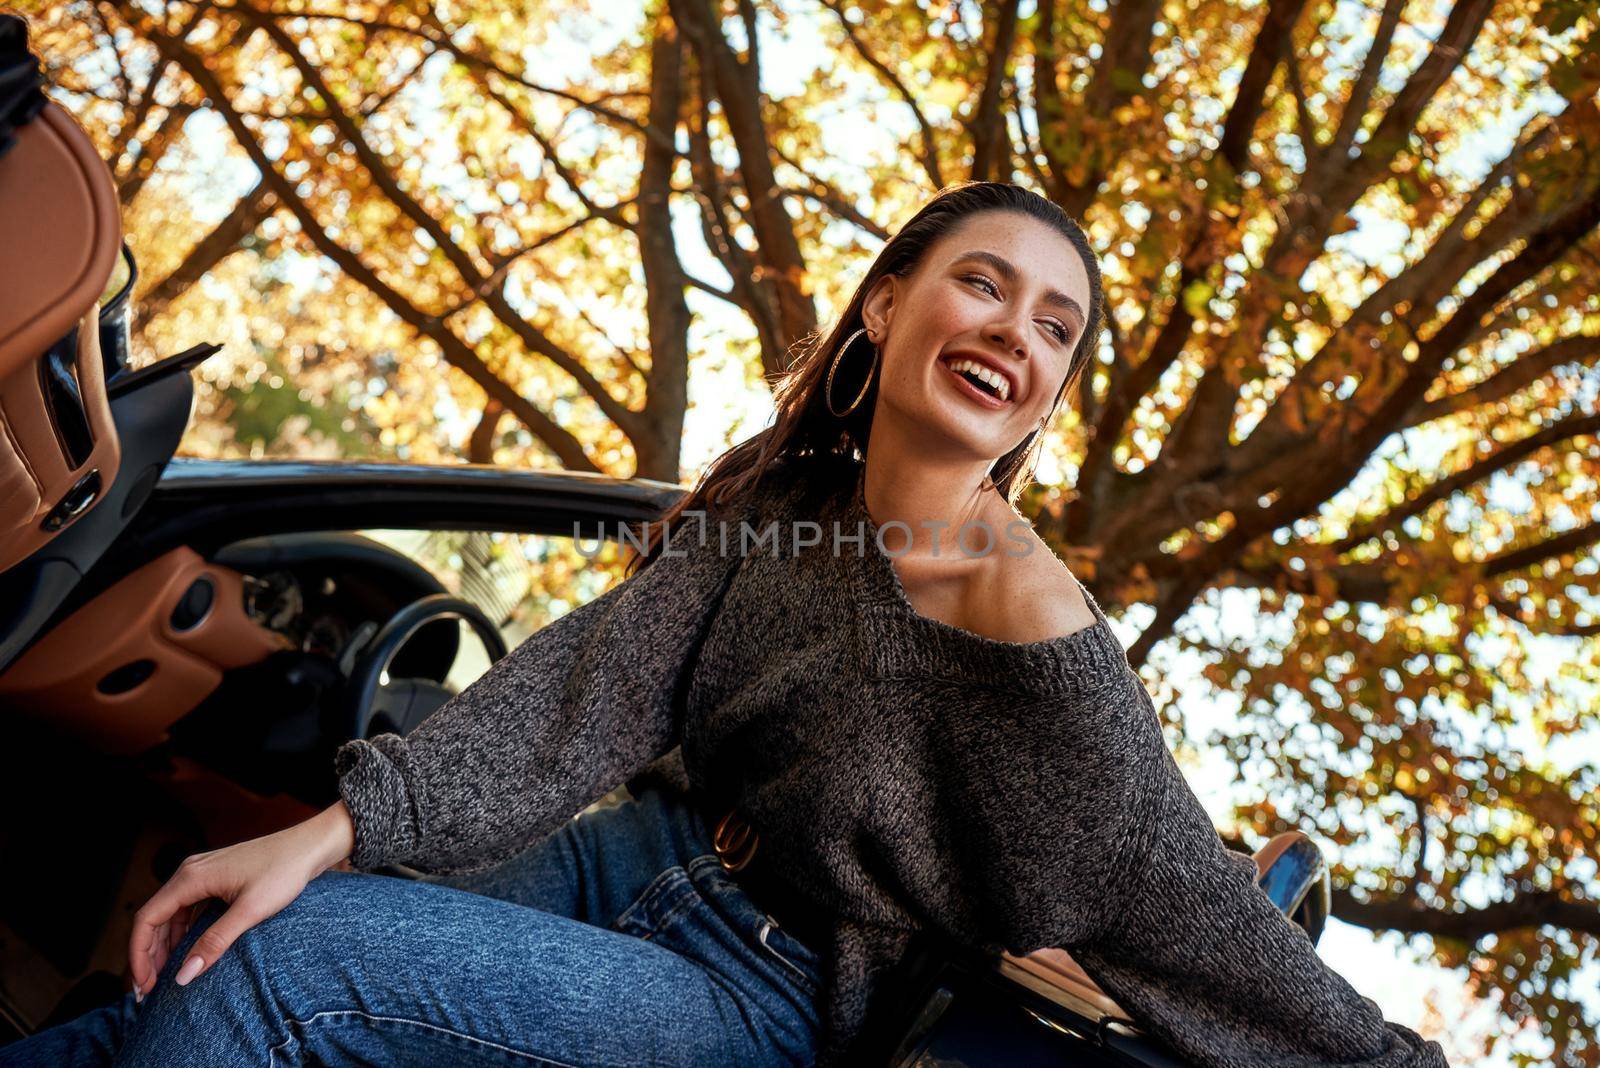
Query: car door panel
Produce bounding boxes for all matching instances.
[0,546,289,754]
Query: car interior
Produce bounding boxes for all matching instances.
[0,18,1333,1064]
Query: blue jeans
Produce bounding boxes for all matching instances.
[0,784,825,1066]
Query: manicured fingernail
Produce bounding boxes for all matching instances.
[174,956,203,986]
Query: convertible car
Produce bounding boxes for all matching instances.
[0,16,1330,1065]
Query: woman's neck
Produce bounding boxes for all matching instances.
[859,425,1010,561]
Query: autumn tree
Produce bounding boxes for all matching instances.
[17,0,1600,1061]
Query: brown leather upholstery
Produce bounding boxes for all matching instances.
[0,100,123,572]
[998,832,1318,1027]
[1000,943,1128,1023]
[0,547,291,753]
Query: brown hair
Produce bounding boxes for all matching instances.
[632,181,1105,571]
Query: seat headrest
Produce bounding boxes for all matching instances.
[0,13,122,377]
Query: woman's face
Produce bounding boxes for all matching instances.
[860,210,1091,467]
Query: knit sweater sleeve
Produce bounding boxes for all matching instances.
[331,505,745,874]
[1062,669,1449,1067]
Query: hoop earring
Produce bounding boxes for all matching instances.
[986,416,1048,490]
[996,432,1036,484]
[826,327,879,418]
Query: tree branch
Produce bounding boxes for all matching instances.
[685,65,785,377]
[1062,0,1308,542]
[475,76,632,230]
[130,7,598,472]
[208,2,669,149]
[771,143,889,240]
[354,48,426,119]
[968,0,1020,183]
[1283,45,1321,167]
[1333,411,1600,555]
[420,213,617,327]
[1053,0,1163,218]
[1225,520,1600,606]
[240,4,643,439]
[1215,0,1310,174]
[1403,334,1600,429]
[1010,74,1052,192]
[1208,188,1600,566]
[1145,0,1494,505]
[632,18,692,480]
[817,0,943,189]
[115,98,188,205]
[1323,0,1406,170]
[1486,518,1600,578]
[88,1,132,104]
[683,272,736,303]
[1226,97,1592,476]
[1124,188,1600,663]
[467,398,504,464]
[1332,884,1600,941]
[1031,0,1069,203]
[671,0,815,365]
[1488,594,1600,638]
[1321,0,1495,215]
[138,180,278,323]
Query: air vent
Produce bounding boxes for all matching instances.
[170,577,215,632]
[97,659,155,695]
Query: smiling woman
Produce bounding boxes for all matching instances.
[640,182,1105,554]
[5,182,1448,1068]
[4,0,1596,1055]
[638,185,1110,647]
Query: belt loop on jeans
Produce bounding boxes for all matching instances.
[713,807,760,872]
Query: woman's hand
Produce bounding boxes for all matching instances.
[128,800,355,998]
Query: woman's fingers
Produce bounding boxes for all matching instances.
[128,860,220,993]
[168,903,200,952]
[166,916,187,954]
[169,896,263,987]
[130,909,170,993]
[123,815,331,996]
[159,910,192,977]
[146,920,169,982]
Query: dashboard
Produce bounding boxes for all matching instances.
[0,533,455,757]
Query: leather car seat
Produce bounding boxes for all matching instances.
[0,14,123,573]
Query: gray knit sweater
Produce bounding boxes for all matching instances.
[334,455,1448,1067]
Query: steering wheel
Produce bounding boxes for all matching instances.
[346,594,508,741]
